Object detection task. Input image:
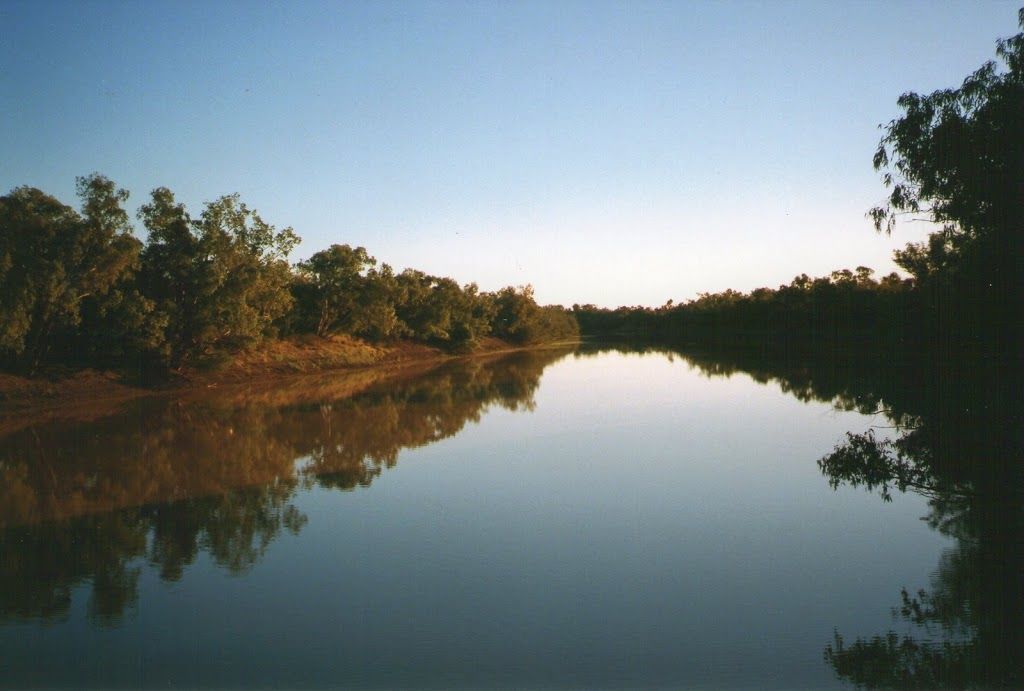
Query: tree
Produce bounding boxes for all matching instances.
[296,244,376,337]
[138,187,199,365]
[350,263,405,341]
[0,186,80,364]
[389,270,495,349]
[433,279,494,351]
[0,175,158,370]
[490,285,543,344]
[392,270,446,342]
[140,191,299,363]
[192,194,299,357]
[870,9,1023,341]
[871,9,1023,239]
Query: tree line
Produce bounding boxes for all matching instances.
[573,267,918,350]
[0,179,578,374]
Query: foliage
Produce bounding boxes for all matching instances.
[491,285,541,344]
[0,175,160,371]
[870,9,1023,245]
[193,195,299,357]
[139,190,299,364]
[870,9,1023,347]
[295,244,376,337]
[574,268,915,348]
[350,263,404,341]
[2,175,576,375]
[490,285,579,345]
[138,187,199,364]
[391,270,484,347]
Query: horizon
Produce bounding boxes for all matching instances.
[2,0,1019,307]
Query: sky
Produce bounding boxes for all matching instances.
[1,0,1019,307]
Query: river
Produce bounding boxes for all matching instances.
[0,344,1018,688]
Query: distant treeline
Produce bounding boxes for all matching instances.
[0,177,578,373]
[573,268,918,349]
[575,246,1017,356]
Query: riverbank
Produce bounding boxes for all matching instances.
[0,334,580,429]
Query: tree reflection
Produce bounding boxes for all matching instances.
[0,511,146,626]
[0,348,570,625]
[819,417,1023,689]
[145,479,306,582]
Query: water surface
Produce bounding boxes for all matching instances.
[1,345,1014,688]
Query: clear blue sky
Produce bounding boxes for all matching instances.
[2,0,1018,306]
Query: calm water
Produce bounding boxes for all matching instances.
[0,345,1018,688]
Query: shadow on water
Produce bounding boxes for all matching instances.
[582,337,1023,688]
[0,347,573,626]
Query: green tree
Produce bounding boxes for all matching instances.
[393,269,446,342]
[871,10,1023,243]
[296,244,376,337]
[490,285,542,344]
[390,270,494,349]
[140,191,299,363]
[351,263,405,341]
[138,187,199,365]
[192,194,299,357]
[433,279,495,351]
[0,175,158,370]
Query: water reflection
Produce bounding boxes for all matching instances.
[0,348,571,626]
[0,481,302,626]
[4,339,1019,686]
[817,367,1023,688]
[584,340,1022,688]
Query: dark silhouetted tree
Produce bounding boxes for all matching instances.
[870,8,1023,347]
